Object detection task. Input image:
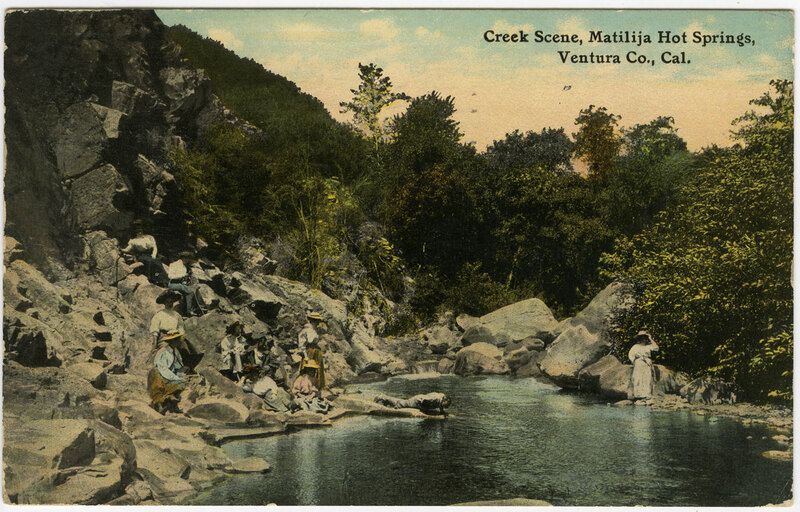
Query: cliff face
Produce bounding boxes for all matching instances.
[5,9,239,275]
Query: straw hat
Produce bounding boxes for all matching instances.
[301,358,320,370]
[161,330,183,342]
[306,311,324,321]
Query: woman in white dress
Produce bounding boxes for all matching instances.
[628,330,659,400]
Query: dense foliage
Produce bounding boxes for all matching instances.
[601,80,793,402]
[166,25,791,401]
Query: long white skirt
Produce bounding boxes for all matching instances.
[630,359,654,399]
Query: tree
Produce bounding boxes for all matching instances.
[339,63,409,149]
[484,128,574,174]
[600,116,693,236]
[573,105,622,180]
[601,80,793,402]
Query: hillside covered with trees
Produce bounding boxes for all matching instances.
[166,26,792,402]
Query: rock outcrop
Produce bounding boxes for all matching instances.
[453,342,510,376]
[538,282,635,387]
[461,298,558,347]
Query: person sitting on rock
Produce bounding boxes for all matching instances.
[220,322,246,383]
[149,290,185,347]
[290,360,331,414]
[167,265,204,317]
[147,331,186,414]
[297,311,323,351]
[628,330,660,402]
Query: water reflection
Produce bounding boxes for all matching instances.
[192,376,792,506]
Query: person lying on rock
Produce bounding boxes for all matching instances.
[628,330,660,402]
[290,360,331,414]
[148,330,187,414]
[242,373,289,412]
[374,392,451,416]
[121,221,167,286]
[150,290,185,347]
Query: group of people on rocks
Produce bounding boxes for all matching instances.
[122,229,331,415]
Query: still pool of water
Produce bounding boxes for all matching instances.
[191,375,792,506]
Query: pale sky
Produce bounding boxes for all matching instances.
[157,9,794,151]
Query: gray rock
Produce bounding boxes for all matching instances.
[68,362,108,390]
[68,164,133,232]
[515,351,547,379]
[538,325,607,388]
[186,398,250,424]
[653,365,691,395]
[578,355,632,399]
[53,102,124,179]
[477,298,558,343]
[453,342,510,376]
[551,281,635,340]
[5,418,135,505]
[437,357,455,374]
[462,325,508,346]
[225,272,285,322]
[82,231,133,285]
[504,347,533,371]
[421,324,461,354]
[455,313,479,332]
[227,457,271,474]
[680,378,738,404]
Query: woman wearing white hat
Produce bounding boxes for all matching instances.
[628,330,659,400]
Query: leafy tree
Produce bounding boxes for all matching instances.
[599,116,693,236]
[339,63,409,149]
[484,128,574,174]
[387,92,467,176]
[573,105,622,180]
[601,80,793,402]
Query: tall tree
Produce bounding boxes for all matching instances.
[339,63,409,149]
[573,105,622,180]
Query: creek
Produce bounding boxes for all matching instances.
[191,375,792,506]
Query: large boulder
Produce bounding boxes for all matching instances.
[224,272,285,322]
[466,298,558,346]
[538,325,607,388]
[453,342,510,376]
[52,102,124,179]
[82,231,133,285]
[421,324,461,355]
[68,362,108,390]
[185,398,250,424]
[551,281,635,340]
[132,439,194,499]
[4,419,135,505]
[68,163,133,232]
[577,355,632,399]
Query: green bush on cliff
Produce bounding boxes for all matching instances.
[601,80,793,402]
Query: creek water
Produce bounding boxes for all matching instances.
[191,375,792,506]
